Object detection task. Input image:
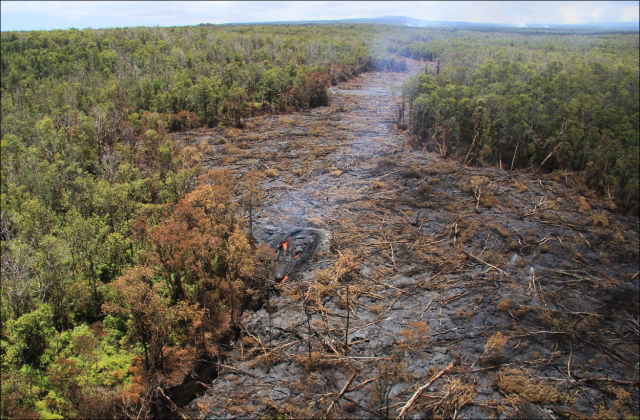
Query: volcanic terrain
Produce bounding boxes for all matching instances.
[173,59,639,419]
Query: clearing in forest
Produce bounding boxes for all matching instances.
[174,59,639,419]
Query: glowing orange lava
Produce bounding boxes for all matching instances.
[279,275,289,284]
[282,241,288,252]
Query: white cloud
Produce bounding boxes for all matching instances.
[592,6,603,20]
[621,5,640,22]
[557,5,581,24]
[1,1,638,31]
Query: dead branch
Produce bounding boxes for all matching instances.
[351,375,380,392]
[347,338,370,346]
[534,143,559,174]
[196,381,213,389]
[242,325,268,358]
[217,363,257,378]
[429,388,452,414]
[253,339,302,364]
[349,318,386,334]
[310,324,342,357]
[430,327,458,338]
[389,242,397,269]
[326,355,393,361]
[444,291,473,305]
[462,250,507,275]
[325,371,356,416]
[575,376,639,386]
[395,360,455,419]
[156,387,187,420]
[371,170,402,182]
[463,130,480,166]
[420,297,434,318]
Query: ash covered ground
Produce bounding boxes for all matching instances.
[173,60,639,419]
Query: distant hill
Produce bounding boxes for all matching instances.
[225,15,639,32]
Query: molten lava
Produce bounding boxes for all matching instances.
[273,229,323,285]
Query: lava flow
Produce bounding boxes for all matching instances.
[273,230,323,284]
[277,239,291,284]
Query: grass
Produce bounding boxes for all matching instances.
[308,123,328,137]
[497,367,574,405]
[264,168,279,178]
[589,211,610,228]
[402,165,424,179]
[280,115,296,128]
[399,321,431,352]
[479,190,499,208]
[484,332,508,355]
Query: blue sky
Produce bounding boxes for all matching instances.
[1,1,638,31]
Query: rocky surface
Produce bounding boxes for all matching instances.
[174,59,639,419]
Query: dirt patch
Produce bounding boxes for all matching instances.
[174,59,639,419]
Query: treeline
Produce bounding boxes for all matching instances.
[1,24,381,136]
[400,30,639,212]
[0,23,411,418]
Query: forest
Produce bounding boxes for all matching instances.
[1,22,638,418]
[399,30,639,212]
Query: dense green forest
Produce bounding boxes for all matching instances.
[400,30,639,212]
[1,22,638,418]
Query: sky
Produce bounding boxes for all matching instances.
[1,1,638,31]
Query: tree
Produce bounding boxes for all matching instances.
[102,266,172,372]
[5,304,56,369]
[239,169,265,244]
[221,84,249,127]
[63,210,108,321]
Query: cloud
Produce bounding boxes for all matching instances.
[557,5,581,24]
[1,1,638,31]
[621,4,640,22]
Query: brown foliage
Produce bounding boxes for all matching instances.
[1,371,40,419]
[113,356,152,419]
[497,367,573,405]
[145,170,236,304]
[169,110,200,132]
[113,168,265,376]
[45,356,83,415]
[281,72,330,111]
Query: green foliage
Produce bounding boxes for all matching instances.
[5,304,56,369]
[403,30,639,212]
[1,313,133,418]
[1,24,383,137]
